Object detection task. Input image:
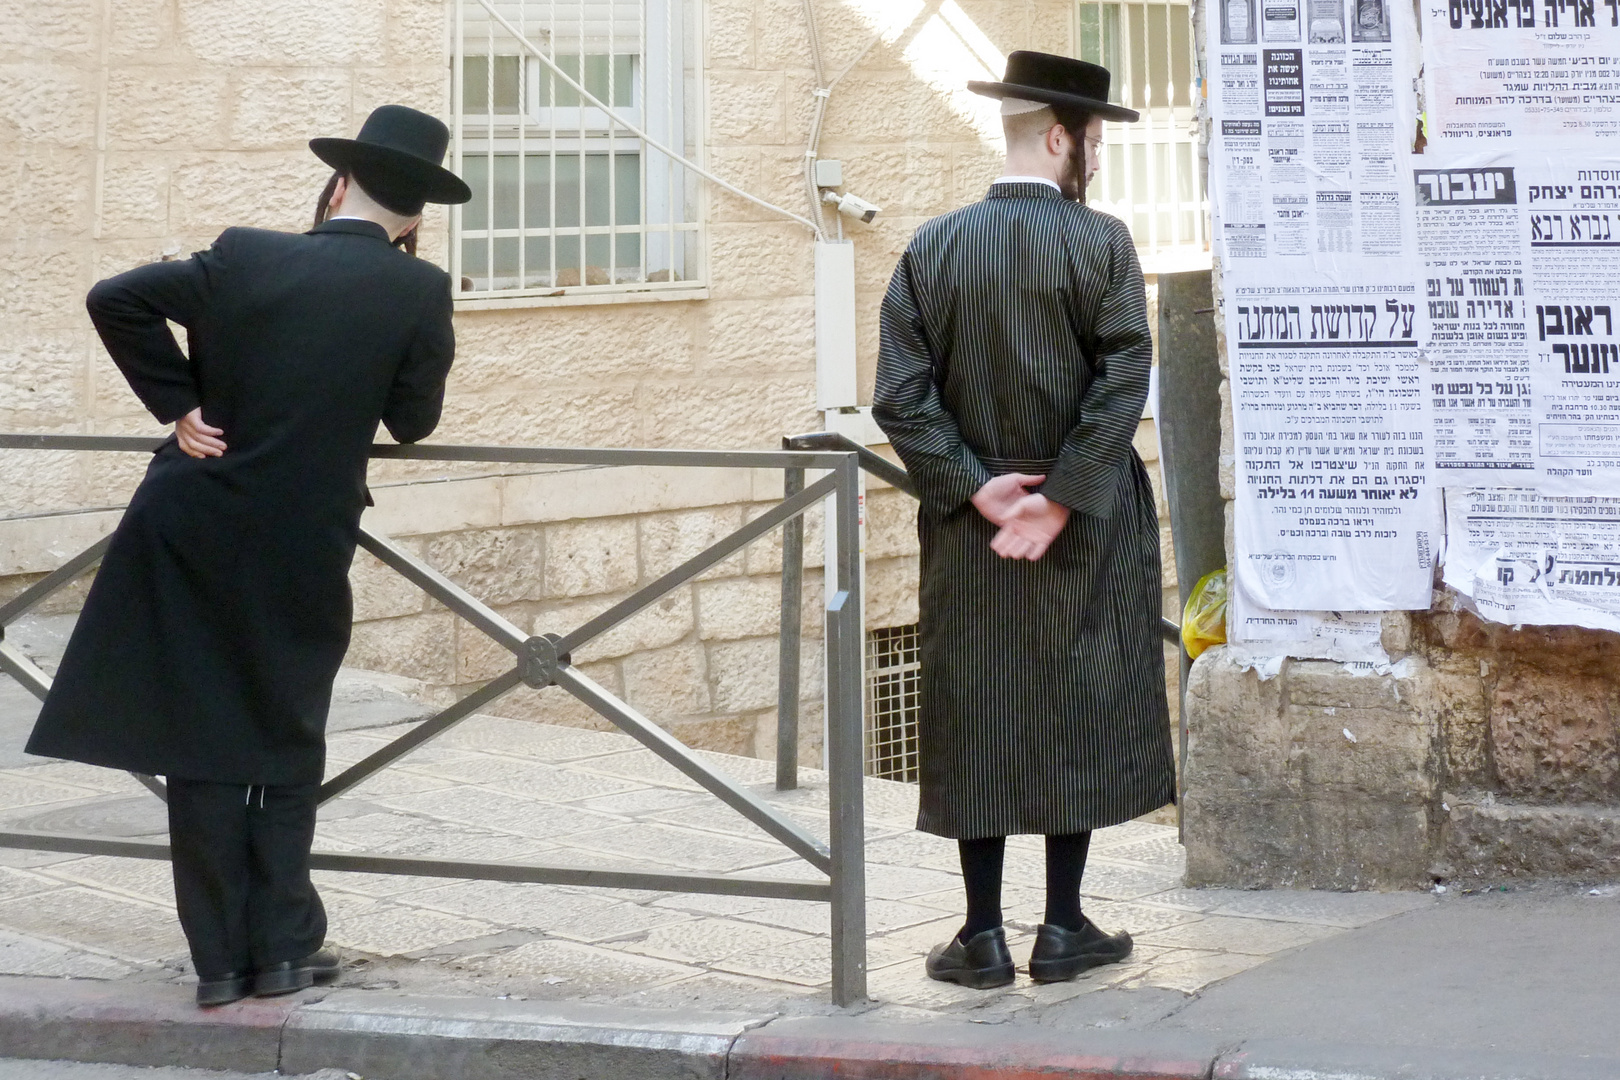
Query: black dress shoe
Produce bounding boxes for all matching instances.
[1027,918,1133,983]
[196,971,253,1008]
[925,926,1016,989]
[253,948,342,997]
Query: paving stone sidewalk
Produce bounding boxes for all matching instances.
[0,618,1432,1022]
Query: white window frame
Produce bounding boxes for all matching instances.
[1076,0,1212,274]
[450,0,706,307]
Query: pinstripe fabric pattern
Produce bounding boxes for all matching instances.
[873,182,1175,839]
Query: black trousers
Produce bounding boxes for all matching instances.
[166,778,327,978]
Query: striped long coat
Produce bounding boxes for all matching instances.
[872,181,1175,839]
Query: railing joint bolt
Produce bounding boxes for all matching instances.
[521,633,568,688]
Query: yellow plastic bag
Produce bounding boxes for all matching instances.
[1181,568,1228,659]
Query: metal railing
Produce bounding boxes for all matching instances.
[771,431,1182,796]
[0,435,869,1005]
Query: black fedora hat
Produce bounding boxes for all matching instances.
[968,51,1140,123]
[310,105,473,215]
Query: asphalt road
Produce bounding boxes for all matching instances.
[1148,882,1620,1061]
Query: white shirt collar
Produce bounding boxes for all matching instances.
[992,175,1061,191]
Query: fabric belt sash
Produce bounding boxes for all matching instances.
[980,456,1059,476]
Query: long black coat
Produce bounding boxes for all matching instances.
[27,219,454,786]
[873,182,1174,839]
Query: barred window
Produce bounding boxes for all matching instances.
[1076,0,1209,271]
[452,0,703,300]
[866,624,920,783]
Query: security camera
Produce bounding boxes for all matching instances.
[822,190,882,224]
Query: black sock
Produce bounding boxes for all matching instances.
[957,836,1006,943]
[1043,831,1092,932]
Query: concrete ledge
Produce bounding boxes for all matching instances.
[0,464,788,577]
[0,509,122,577]
[0,975,293,1072]
[728,1016,1221,1080]
[281,992,758,1080]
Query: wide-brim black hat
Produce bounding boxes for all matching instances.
[310,104,472,215]
[968,51,1140,123]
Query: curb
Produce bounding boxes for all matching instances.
[4,976,1620,1080]
[728,1016,1220,1079]
[0,976,1221,1080]
[1216,1038,1620,1080]
[280,992,753,1080]
[0,976,294,1073]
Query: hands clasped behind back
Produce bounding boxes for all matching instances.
[970,473,1071,561]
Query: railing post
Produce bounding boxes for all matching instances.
[777,461,805,791]
[827,453,867,1006]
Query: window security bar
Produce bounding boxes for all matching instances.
[453,0,818,301]
[0,435,870,1006]
[1077,0,1210,270]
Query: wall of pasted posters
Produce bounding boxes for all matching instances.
[1208,0,1620,654]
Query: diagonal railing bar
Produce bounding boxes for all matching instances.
[0,641,167,801]
[0,830,831,902]
[0,641,51,700]
[131,773,168,800]
[319,667,526,803]
[0,534,113,628]
[357,528,529,654]
[557,472,839,656]
[553,666,833,873]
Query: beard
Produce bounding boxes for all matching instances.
[1058,133,1089,202]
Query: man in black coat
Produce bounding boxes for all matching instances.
[26,106,471,1007]
[874,54,1174,989]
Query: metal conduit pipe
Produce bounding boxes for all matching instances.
[801,0,829,237]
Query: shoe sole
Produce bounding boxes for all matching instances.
[1028,947,1132,984]
[196,979,252,1008]
[926,962,1016,989]
[253,966,340,998]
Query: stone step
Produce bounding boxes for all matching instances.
[1441,795,1620,880]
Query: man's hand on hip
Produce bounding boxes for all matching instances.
[991,493,1070,561]
[971,473,1047,526]
[176,408,227,458]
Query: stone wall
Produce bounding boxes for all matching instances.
[342,472,921,760]
[1184,252,1620,889]
[1,0,1084,512]
[2,0,1185,761]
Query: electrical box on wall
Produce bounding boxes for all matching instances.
[814,159,843,188]
[815,240,858,410]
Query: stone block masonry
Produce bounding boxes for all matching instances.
[1185,589,1620,890]
[1189,256,1620,888]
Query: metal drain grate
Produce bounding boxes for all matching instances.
[865,623,920,782]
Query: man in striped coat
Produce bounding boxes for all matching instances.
[873,52,1176,988]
